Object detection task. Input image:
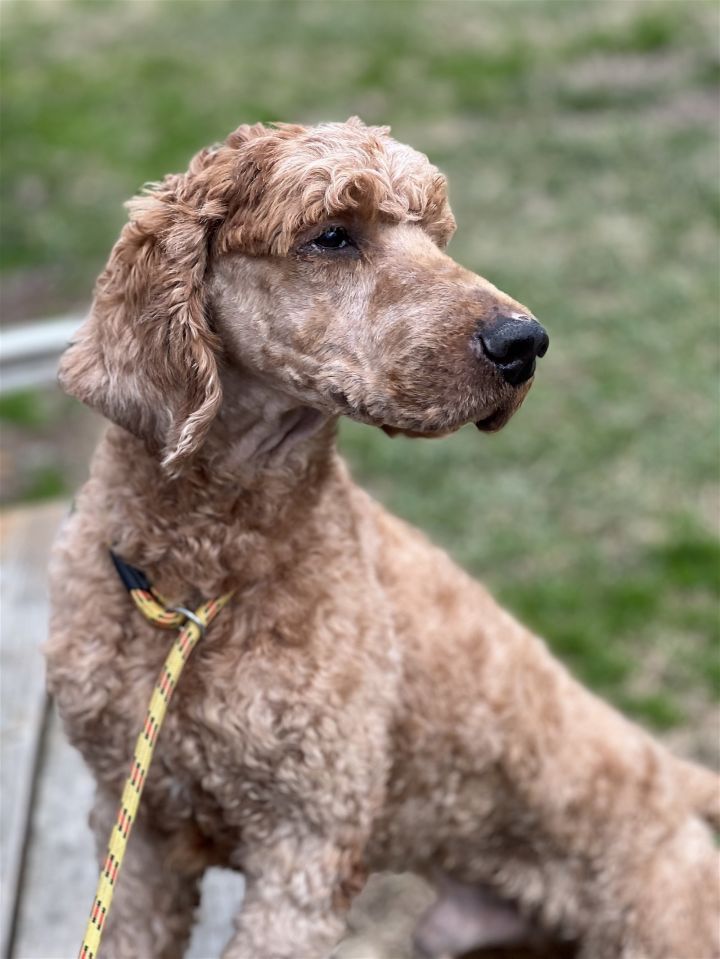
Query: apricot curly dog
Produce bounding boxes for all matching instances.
[47,118,719,959]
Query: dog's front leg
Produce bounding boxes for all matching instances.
[222,831,364,959]
[88,788,205,959]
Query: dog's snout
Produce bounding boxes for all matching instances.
[477,315,549,386]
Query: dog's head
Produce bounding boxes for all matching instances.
[59,118,548,470]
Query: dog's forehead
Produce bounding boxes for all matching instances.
[265,121,444,206]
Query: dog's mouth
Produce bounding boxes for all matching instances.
[474,405,517,433]
[381,396,526,439]
[329,384,530,439]
[380,424,455,439]
[381,407,514,439]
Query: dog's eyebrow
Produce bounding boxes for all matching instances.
[316,168,440,222]
[287,174,455,253]
[215,132,457,257]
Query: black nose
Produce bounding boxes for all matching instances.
[478,315,549,386]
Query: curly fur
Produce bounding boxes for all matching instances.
[47,119,719,959]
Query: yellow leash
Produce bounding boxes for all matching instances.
[78,552,233,959]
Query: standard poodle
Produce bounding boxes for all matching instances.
[46,118,719,959]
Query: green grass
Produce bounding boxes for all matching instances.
[0,389,66,429]
[20,465,69,503]
[2,0,718,738]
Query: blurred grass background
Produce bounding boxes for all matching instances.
[1,0,718,749]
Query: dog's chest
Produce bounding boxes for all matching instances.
[103,597,398,842]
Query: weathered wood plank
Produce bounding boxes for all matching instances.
[12,704,244,959]
[187,869,243,959]
[11,705,96,959]
[0,502,67,958]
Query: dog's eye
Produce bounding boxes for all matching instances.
[312,227,354,251]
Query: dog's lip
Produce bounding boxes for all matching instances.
[381,407,516,438]
[475,405,516,433]
[381,424,455,439]
[474,406,515,432]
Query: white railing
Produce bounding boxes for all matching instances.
[0,315,85,394]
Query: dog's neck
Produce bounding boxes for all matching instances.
[94,374,344,597]
[207,368,332,475]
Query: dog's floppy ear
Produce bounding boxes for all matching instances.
[58,146,236,472]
